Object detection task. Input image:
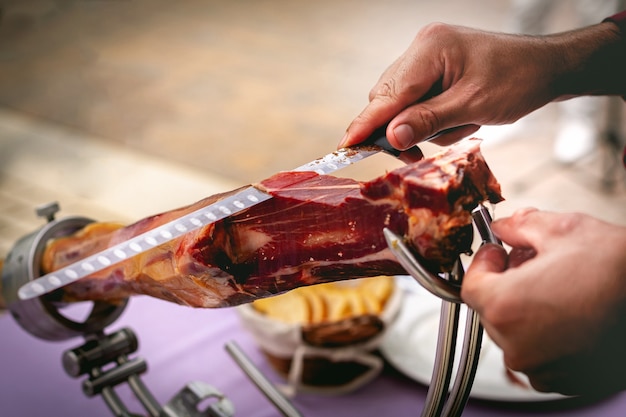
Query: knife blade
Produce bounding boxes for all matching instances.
[17,126,401,300]
[18,123,464,300]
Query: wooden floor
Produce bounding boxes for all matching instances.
[0,0,625,259]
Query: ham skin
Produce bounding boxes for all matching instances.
[42,138,503,308]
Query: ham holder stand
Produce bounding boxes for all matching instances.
[2,196,501,417]
[2,202,236,417]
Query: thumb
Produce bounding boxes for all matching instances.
[461,243,508,311]
[387,84,481,148]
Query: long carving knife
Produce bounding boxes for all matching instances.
[18,126,414,300]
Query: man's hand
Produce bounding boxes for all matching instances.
[462,208,626,396]
[339,22,624,150]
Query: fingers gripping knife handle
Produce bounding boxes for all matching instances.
[363,124,462,165]
[361,125,401,156]
[363,124,465,156]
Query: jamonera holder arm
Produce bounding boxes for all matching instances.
[384,204,502,417]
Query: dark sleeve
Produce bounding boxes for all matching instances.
[603,10,626,32]
[603,11,626,102]
[604,11,626,168]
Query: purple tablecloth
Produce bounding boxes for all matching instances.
[2,297,625,417]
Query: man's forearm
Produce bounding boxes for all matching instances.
[549,19,626,99]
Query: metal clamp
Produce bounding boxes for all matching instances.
[1,202,127,340]
[384,205,502,417]
[162,381,235,417]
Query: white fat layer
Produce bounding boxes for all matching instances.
[234,227,274,256]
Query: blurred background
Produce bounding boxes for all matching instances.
[1,1,626,416]
[1,0,625,259]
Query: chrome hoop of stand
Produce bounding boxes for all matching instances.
[384,205,502,417]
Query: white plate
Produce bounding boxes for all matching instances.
[380,277,567,402]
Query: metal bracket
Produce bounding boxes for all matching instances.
[161,381,235,417]
[384,204,502,417]
[63,327,234,417]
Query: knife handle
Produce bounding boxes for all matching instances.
[363,125,466,156]
[363,125,401,156]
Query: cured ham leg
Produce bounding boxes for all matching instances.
[41,139,503,308]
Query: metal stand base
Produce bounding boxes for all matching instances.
[64,327,234,417]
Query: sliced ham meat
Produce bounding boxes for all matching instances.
[42,138,503,308]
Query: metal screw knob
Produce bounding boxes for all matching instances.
[35,201,60,222]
